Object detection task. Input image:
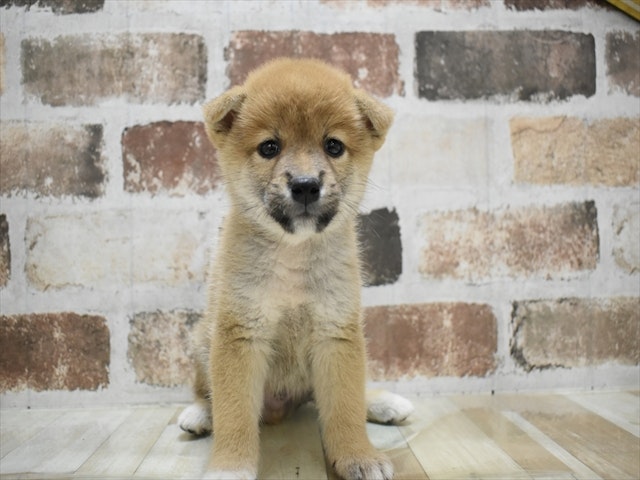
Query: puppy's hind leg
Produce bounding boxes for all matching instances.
[366,389,414,425]
[179,357,213,436]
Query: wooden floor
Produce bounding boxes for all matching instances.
[1,391,638,479]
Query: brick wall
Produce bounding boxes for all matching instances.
[0,0,638,407]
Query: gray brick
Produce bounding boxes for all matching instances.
[415,31,595,101]
[511,298,640,371]
[607,31,640,96]
[358,208,402,286]
[22,33,206,106]
[0,122,105,198]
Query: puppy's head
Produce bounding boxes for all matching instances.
[203,58,393,239]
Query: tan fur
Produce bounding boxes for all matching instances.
[181,58,404,480]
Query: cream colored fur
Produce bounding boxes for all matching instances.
[178,58,413,480]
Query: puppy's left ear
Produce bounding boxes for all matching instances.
[354,89,394,151]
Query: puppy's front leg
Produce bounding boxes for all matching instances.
[206,328,268,480]
[312,325,393,480]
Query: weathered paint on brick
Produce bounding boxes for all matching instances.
[612,202,640,274]
[0,122,105,198]
[25,210,209,290]
[128,310,200,387]
[122,121,220,196]
[358,208,402,286]
[511,297,640,371]
[0,33,5,95]
[2,0,104,14]
[386,115,489,187]
[607,31,640,96]
[324,0,489,8]
[364,303,497,380]
[22,33,206,106]
[415,31,595,101]
[0,313,110,392]
[226,31,402,97]
[0,214,9,287]
[420,202,599,282]
[511,117,640,186]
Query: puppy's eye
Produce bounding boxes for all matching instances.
[258,139,280,159]
[324,138,344,158]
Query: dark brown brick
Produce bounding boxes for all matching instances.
[415,31,595,101]
[358,208,402,286]
[511,297,640,371]
[0,122,105,198]
[226,31,402,97]
[122,121,220,196]
[420,202,599,282]
[1,0,104,14]
[607,31,640,96]
[364,303,497,380]
[0,214,9,287]
[22,33,206,106]
[504,0,605,10]
[127,310,200,387]
[0,313,110,392]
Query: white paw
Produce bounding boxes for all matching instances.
[203,469,256,480]
[178,402,212,435]
[367,390,414,424]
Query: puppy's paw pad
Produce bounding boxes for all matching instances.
[334,453,393,480]
[203,469,256,480]
[178,403,212,436]
[367,391,414,424]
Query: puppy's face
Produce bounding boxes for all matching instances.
[203,59,393,238]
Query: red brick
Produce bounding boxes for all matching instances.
[416,31,595,101]
[0,313,110,392]
[21,33,206,106]
[364,303,497,380]
[511,297,640,371]
[511,117,640,186]
[607,31,640,96]
[226,31,402,97]
[0,122,105,198]
[122,121,219,196]
[0,214,9,287]
[127,310,200,387]
[419,202,599,282]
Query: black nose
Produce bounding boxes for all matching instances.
[289,176,321,205]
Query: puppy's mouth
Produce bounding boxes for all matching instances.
[267,202,338,235]
[264,176,340,234]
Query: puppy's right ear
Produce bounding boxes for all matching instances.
[202,86,246,147]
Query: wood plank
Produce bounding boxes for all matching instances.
[76,406,178,476]
[134,418,211,478]
[0,408,66,458]
[398,396,526,479]
[568,391,640,437]
[366,420,428,480]
[258,402,327,480]
[499,394,640,480]
[0,408,131,475]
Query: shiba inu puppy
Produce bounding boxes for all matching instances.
[178,58,413,480]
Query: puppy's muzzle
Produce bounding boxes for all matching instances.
[289,176,321,207]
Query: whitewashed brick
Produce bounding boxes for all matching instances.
[26,210,209,290]
[613,202,640,274]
